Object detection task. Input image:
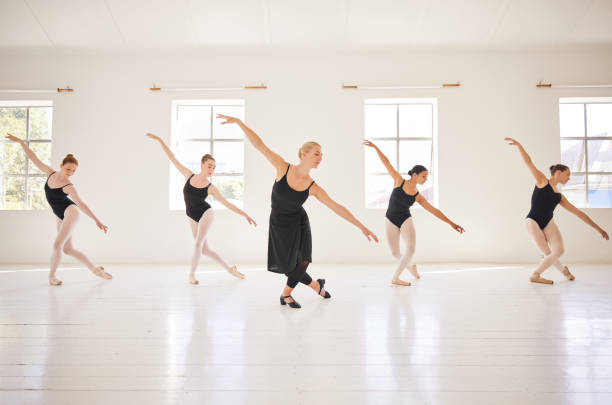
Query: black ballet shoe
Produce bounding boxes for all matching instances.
[316,279,331,299]
[280,295,301,308]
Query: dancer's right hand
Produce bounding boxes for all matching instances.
[5,133,23,143]
[216,114,241,125]
[362,227,379,243]
[363,139,377,148]
[145,133,160,141]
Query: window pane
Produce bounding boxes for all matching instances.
[27,176,47,209]
[28,107,53,140]
[587,140,612,172]
[561,174,586,208]
[559,104,584,138]
[2,176,25,209]
[587,104,612,137]
[213,106,245,139]
[213,142,243,174]
[419,174,434,201]
[177,141,210,171]
[2,141,27,174]
[588,175,612,208]
[398,140,432,173]
[209,175,243,209]
[177,105,211,139]
[0,108,27,139]
[365,174,393,209]
[560,139,585,172]
[28,142,51,174]
[365,105,396,139]
[399,104,432,138]
[365,140,396,174]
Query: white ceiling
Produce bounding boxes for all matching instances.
[0,0,611,51]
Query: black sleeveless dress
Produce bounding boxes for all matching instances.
[385,179,419,228]
[268,164,315,274]
[526,182,561,229]
[44,172,76,220]
[183,174,211,222]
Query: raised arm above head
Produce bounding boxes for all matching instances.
[504,138,547,186]
[217,115,286,174]
[5,133,54,176]
[363,139,403,185]
[145,133,193,179]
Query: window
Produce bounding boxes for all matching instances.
[0,101,53,210]
[559,98,612,208]
[170,99,245,210]
[364,98,438,208]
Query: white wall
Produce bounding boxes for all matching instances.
[1,48,611,265]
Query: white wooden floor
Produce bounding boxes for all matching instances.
[1,263,612,405]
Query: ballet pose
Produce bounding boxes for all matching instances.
[218,115,378,308]
[146,133,256,285]
[363,140,465,286]
[506,138,609,284]
[5,133,111,286]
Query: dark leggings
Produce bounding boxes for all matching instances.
[286,260,313,288]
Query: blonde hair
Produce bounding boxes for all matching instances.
[298,141,321,159]
[201,154,215,164]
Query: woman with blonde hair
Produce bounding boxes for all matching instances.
[218,115,378,308]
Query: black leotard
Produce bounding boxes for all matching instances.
[526,182,561,229]
[385,179,419,228]
[267,164,315,274]
[44,172,76,220]
[183,174,211,222]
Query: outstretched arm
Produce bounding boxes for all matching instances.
[208,185,257,227]
[416,195,465,233]
[310,183,378,242]
[560,195,609,240]
[363,140,403,185]
[145,133,192,179]
[5,133,54,176]
[63,185,108,233]
[217,115,286,175]
[504,138,547,186]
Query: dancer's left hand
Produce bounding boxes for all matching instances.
[96,221,109,233]
[245,215,257,227]
[452,223,465,234]
[600,228,609,240]
[362,227,379,243]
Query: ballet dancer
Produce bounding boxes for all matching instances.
[5,133,111,286]
[218,115,378,308]
[364,140,465,286]
[146,133,256,285]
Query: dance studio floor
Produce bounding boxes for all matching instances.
[1,263,611,405]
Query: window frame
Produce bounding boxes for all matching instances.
[0,100,53,210]
[364,98,439,209]
[169,99,245,210]
[559,97,612,208]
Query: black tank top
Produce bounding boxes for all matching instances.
[44,172,75,219]
[526,182,562,229]
[271,165,314,216]
[386,180,418,215]
[183,174,211,217]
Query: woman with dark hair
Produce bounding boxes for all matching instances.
[5,133,111,286]
[505,137,609,284]
[146,133,256,285]
[364,140,464,286]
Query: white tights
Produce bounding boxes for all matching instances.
[385,217,416,281]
